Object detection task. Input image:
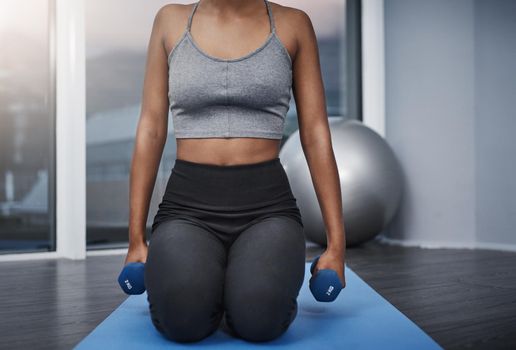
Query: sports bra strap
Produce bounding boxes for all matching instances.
[187,0,276,34]
[264,0,276,33]
[186,1,200,32]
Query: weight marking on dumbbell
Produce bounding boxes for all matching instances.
[326,285,334,295]
[124,279,133,290]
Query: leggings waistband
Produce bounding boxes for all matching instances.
[161,156,295,209]
[174,157,281,171]
[152,157,304,233]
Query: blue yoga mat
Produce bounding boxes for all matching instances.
[75,264,442,349]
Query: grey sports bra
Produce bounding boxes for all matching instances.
[167,0,293,139]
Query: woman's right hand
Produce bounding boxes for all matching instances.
[124,240,148,265]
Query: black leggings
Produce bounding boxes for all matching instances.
[145,157,306,343]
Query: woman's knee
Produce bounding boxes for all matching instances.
[148,285,224,342]
[224,285,299,342]
[144,219,226,342]
[222,216,305,342]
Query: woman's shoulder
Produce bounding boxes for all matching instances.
[268,1,314,30]
[152,3,195,56]
[152,2,196,36]
[268,2,315,63]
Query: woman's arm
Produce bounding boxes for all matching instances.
[291,10,347,286]
[126,6,171,263]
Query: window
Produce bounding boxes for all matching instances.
[0,0,56,254]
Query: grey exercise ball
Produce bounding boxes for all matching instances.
[280,119,404,247]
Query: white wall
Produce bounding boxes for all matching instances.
[473,0,516,247]
[382,0,516,250]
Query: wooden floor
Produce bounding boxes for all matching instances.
[1,238,515,350]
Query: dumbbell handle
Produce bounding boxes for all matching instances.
[309,256,344,302]
[118,262,146,295]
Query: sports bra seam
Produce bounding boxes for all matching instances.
[173,32,291,67]
[225,62,229,137]
[167,29,188,65]
[174,130,284,139]
[185,31,275,63]
[272,33,293,69]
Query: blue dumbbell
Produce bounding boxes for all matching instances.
[117,262,146,295]
[309,255,344,302]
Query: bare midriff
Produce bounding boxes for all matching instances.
[176,138,281,166]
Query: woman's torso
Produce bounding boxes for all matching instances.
[162,0,296,166]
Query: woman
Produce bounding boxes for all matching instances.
[124,0,346,343]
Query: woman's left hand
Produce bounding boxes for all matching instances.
[313,249,346,288]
